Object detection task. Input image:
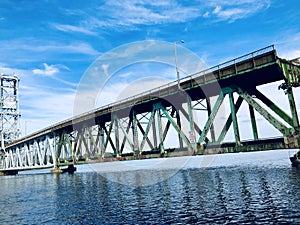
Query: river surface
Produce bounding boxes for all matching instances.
[1,150,300,224]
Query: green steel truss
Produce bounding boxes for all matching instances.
[1,46,300,174]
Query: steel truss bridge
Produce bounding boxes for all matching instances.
[1,45,300,175]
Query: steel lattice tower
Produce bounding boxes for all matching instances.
[0,74,20,149]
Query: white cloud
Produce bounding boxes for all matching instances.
[20,87,75,135]
[203,12,210,18]
[207,0,270,22]
[0,39,100,55]
[32,63,60,76]
[54,0,271,35]
[54,24,97,36]
[0,64,77,135]
[104,1,200,25]
[55,1,201,33]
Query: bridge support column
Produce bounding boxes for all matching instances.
[287,87,299,127]
[157,109,165,155]
[229,92,241,146]
[248,104,258,140]
[132,110,140,158]
[206,97,216,143]
[176,108,184,150]
[187,96,196,153]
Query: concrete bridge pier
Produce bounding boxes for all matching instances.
[0,170,18,176]
[51,165,77,174]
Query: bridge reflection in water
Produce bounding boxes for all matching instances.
[1,45,300,175]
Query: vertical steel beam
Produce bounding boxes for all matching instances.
[114,117,120,157]
[187,96,196,151]
[87,127,98,155]
[64,133,73,157]
[56,133,64,163]
[228,92,241,146]
[99,126,104,155]
[132,110,139,154]
[162,108,175,142]
[176,108,184,149]
[287,88,300,127]
[157,109,164,154]
[152,116,157,149]
[81,129,90,158]
[206,97,216,142]
[248,104,259,140]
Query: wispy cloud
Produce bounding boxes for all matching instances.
[0,39,99,55]
[0,64,77,135]
[54,1,201,34]
[53,24,97,35]
[54,0,271,35]
[32,63,60,76]
[207,0,271,22]
[20,86,76,135]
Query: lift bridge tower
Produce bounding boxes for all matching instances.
[0,74,21,150]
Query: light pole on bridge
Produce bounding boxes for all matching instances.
[174,40,184,91]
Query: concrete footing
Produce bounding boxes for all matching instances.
[0,170,18,176]
[51,165,77,174]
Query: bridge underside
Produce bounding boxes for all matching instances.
[1,46,300,174]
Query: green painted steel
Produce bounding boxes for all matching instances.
[139,108,155,151]
[159,104,191,152]
[198,91,225,145]
[254,89,294,126]
[2,45,300,173]
[206,97,216,143]
[236,87,290,135]
[102,121,114,158]
[280,59,300,86]
[114,116,120,157]
[287,88,300,127]
[228,92,241,146]
[248,104,259,140]
[216,96,243,144]
[187,96,196,151]
[132,110,139,154]
[157,108,164,154]
[115,116,133,151]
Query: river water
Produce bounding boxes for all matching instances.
[1,150,300,224]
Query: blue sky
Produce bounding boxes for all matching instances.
[0,0,299,136]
